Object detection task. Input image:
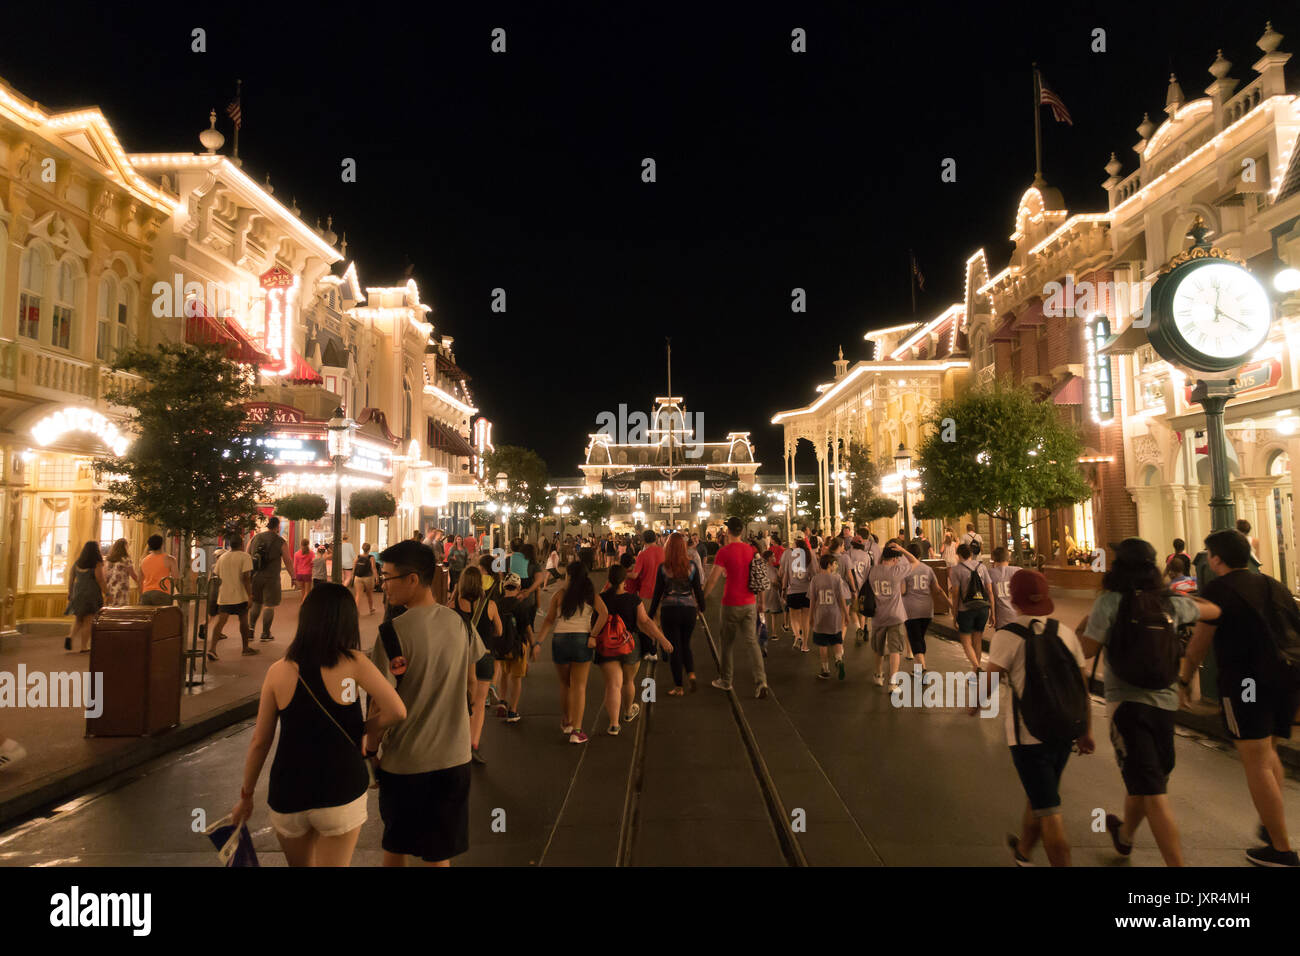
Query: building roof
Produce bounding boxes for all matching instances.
[1276,130,1300,204]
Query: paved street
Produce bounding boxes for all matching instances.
[1,582,1295,867]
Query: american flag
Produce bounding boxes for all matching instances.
[1038,72,1072,125]
[226,97,242,130]
[911,250,925,291]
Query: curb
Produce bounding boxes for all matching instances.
[0,693,260,830]
[927,619,1300,772]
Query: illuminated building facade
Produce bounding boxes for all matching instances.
[579,396,760,531]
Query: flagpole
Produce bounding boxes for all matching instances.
[909,251,916,315]
[232,78,241,162]
[1032,64,1043,185]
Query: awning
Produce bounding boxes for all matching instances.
[183,301,276,366]
[434,353,472,383]
[284,351,324,385]
[1098,321,1150,356]
[223,318,273,366]
[1051,374,1083,405]
[428,420,474,457]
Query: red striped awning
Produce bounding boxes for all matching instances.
[183,301,274,366]
[284,351,323,385]
[428,419,474,457]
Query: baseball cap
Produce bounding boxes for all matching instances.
[794,530,806,541]
[503,572,522,589]
[1008,569,1054,615]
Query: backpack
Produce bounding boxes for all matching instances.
[1003,618,1089,745]
[1107,590,1180,689]
[857,565,878,618]
[491,596,524,658]
[596,608,635,657]
[251,533,276,575]
[748,549,769,595]
[961,564,991,611]
[1243,575,1300,689]
[354,554,373,576]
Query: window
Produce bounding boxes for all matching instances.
[1073,498,1096,553]
[117,284,133,353]
[35,496,71,587]
[18,245,44,339]
[402,380,412,440]
[52,261,74,350]
[99,511,126,554]
[97,275,116,361]
[1018,507,1036,550]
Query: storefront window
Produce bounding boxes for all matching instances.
[99,511,126,553]
[1073,499,1096,554]
[35,496,71,587]
[1018,507,1036,550]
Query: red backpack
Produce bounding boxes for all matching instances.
[596,611,635,656]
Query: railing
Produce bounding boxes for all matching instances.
[0,339,142,404]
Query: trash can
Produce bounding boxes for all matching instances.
[87,605,183,737]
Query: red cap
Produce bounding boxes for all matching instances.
[1008,569,1054,615]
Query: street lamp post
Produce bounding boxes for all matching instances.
[494,471,508,548]
[894,442,913,544]
[327,406,356,584]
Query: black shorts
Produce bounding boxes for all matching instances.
[475,652,495,681]
[377,763,471,862]
[1109,700,1176,795]
[1220,675,1300,741]
[812,631,842,647]
[786,593,810,610]
[904,617,930,654]
[1009,741,1072,817]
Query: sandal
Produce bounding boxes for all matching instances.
[241,647,260,656]
[206,651,219,662]
[668,687,685,697]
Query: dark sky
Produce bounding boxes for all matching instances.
[4,1,1293,475]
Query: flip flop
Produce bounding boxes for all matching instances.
[206,651,219,662]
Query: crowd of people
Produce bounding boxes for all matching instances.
[0,512,1296,872]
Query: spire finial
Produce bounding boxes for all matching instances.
[199,110,225,153]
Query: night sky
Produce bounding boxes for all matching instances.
[3,1,1293,475]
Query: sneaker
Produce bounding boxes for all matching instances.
[259,633,273,642]
[837,659,846,681]
[755,684,769,699]
[873,673,885,686]
[505,711,521,723]
[1006,833,1033,867]
[817,669,831,680]
[471,747,486,765]
[0,738,27,771]
[568,731,589,745]
[623,703,641,723]
[486,685,500,706]
[711,678,733,692]
[1246,845,1299,867]
[496,703,509,719]
[1105,813,1132,857]
[607,725,621,736]
[561,724,574,735]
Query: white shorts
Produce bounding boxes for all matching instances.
[268,792,368,838]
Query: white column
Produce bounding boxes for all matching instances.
[831,427,841,527]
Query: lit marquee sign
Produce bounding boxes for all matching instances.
[259,266,297,378]
[349,439,393,477]
[1085,315,1114,423]
[31,406,130,455]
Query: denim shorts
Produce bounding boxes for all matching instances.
[956,607,990,634]
[552,633,593,664]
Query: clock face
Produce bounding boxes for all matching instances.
[1168,261,1271,363]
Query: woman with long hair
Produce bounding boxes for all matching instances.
[230,583,405,866]
[103,538,139,607]
[599,564,672,732]
[454,568,502,764]
[65,541,106,653]
[780,535,814,651]
[649,532,704,695]
[535,560,608,744]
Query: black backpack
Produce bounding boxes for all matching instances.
[1244,575,1300,689]
[1003,618,1089,744]
[493,596,524,658]
[961,564,991,611]
[1107,590,1180,689]
[251,533,276,574]
[857,563,878,618]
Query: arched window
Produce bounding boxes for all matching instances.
[97,274,117,361]
[402,379,412,440]
[18,245,45,340]
[52,261,74,350]
[118,283,134,353]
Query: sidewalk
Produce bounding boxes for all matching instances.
[928,589,1300,770]
[0,588,348,827]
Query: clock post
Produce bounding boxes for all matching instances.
[1189,379,1237,532]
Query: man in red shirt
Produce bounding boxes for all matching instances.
[630,529,665,659]
[703,516,769,698]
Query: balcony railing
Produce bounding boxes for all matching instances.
[0,339,142,405]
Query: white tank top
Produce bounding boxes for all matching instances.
[555,601,593,634]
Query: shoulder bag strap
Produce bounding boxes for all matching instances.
[296,673,359,750]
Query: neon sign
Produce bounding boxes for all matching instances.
[1085,315,1114,423]
[259,267,297,377]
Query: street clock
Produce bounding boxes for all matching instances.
[1145,219,1273,373]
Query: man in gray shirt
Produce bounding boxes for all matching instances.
[370,540,485,866]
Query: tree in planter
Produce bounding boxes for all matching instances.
[570,493,613,534]
[840,440,888,530]
[93,342,274,593]
[860,495,902,533]
[915,383,1091,562]
[483,445,548,541]
[275,494,329,523]
[724,489,770,528]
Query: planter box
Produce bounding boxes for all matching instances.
[1042,564,1104,597]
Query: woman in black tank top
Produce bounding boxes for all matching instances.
[229,583,406,866]
[454,568,502,765]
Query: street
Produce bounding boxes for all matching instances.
[1,584,1293,867]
